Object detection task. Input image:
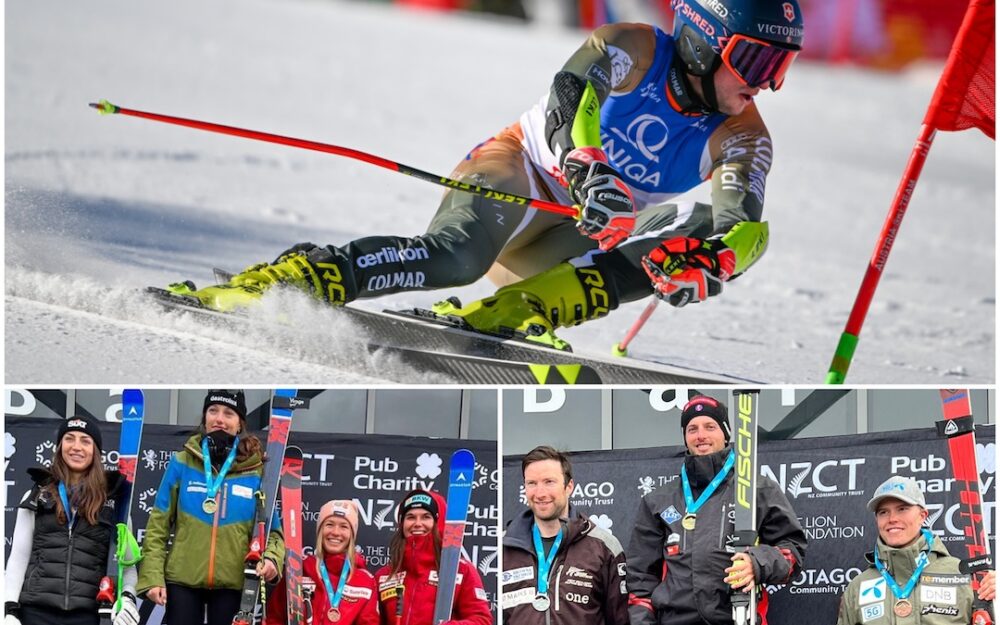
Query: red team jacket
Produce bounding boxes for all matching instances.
[265,552,379,625]
[373,533,492,625]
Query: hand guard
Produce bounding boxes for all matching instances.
[563,147,636,251]
[112,593,140,625]
[641,237,736,307]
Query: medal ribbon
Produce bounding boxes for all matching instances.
[532,524,563,596]
[57,482,78,528]
[318,555,352,613]
[201,435,239,502]
[873,528,934,601]
[681,450,736,515]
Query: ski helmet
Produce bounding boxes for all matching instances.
[672,0,804,91]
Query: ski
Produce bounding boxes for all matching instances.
[145,287,744,384]
[432,449,476,625]
[936,389,994,625]
[281,446,306,625]
[233,389,305,625]
[731,390,760,625]
[97,389,145,623]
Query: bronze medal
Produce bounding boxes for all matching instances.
[202,497,218,514]
[532,594,550,612]
[328,608,341,622]
[682,514,697,530]
[893,599,912,618]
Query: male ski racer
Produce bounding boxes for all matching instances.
[502,446,629,624]
[166,0,804,350]
[837,476,996,625]
[626,395,806,625]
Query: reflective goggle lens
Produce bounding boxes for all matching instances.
[723,35,798,90]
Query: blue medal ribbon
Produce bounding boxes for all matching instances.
[318,555,352,612]
[57,482,77,527]
[532,524,564,596]
[201,435,239,502]
[681,450,736,515]
[873,528,934,601]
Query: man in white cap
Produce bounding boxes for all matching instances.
[837,475,996,624]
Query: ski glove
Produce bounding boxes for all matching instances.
[642,236,736,307]
[112,592,139,625]
[563,147,636,251]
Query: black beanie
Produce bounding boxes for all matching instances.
[399,489,439,522]
[202,390,247,421]
[680,395,731,442]
[57,414,104,453]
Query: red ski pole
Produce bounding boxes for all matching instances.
[89,100,580,219]
[612,297,659,357]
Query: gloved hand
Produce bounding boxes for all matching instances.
[112,592,139,625]
[563,147,636,251]
[641,236,736,307]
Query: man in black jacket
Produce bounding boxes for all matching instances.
[502,446,629,625]
[626,396,807,625]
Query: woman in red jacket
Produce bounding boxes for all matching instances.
[374,489,492,625]
[266,500,379,625]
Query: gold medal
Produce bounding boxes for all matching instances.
[328,608,341,622]
[202,497,218,514]
[893,599,912,617]
[682,514,697,530]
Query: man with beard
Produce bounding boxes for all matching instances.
[626,395,807,625]
[502,446,628,624]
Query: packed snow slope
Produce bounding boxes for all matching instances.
[5,0,995,384]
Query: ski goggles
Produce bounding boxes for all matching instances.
[719,33,799,91]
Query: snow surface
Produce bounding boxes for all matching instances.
[5,0,995,384]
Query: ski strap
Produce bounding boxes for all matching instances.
[114,522,142,611]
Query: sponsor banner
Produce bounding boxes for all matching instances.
[5,418,498,624]
[503,426,995,623]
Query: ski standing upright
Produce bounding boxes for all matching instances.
[937,389,994,625]
[431,449,476,625]
[232,389,306,625]
[281,446,306,625]
[97,389,145,624]
[731,390,759,625]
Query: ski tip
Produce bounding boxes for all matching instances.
[89,100,119,115]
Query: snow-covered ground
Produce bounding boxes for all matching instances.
[5,0,995,384]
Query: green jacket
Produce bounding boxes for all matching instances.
[137,434,285,592]
[837,533,974,625]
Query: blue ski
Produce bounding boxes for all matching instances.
[97,389,145,623]
[432,449,476,625]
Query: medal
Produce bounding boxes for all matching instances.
[681,450,735,529]
[327,608,341,622]
[201,435,239,517]
[318,556,352,624]
[873,528,933,621]
[893,599,912,617]
[532,594,550,612]
[531,523,563,615]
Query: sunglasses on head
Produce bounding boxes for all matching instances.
[719,33,799,91]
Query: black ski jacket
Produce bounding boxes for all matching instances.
[626,446,807,625]
[503,508,629,625]
[16,467,124,613]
